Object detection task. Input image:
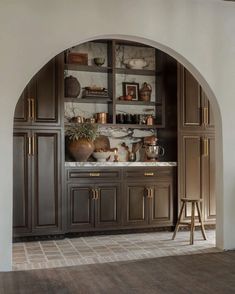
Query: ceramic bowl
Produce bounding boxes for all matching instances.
[126,58,148,69]
[92,151,112,162]
[94,57,105,66]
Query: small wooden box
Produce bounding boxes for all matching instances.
[67,52,88,65]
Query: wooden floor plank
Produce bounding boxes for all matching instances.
[1,251,235,293]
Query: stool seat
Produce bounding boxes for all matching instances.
[172,197,207,245]
[181,198,203,202]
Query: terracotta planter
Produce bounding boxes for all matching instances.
[68,138,94,161]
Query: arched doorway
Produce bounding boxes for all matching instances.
[11,37,220,272]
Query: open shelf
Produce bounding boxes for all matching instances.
[64,97,112,104]
[116,68,160,76]
[65,64,112,73]
[65,122,163,129]
[64,39,165,129]
[116,100,156,106]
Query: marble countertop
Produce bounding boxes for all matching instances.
[65,162,177,167]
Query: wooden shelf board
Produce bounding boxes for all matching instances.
[65,122,163,129]
[116,100,156,106]
[115,68,158,76]
[64,64,112,73]
[64,97,112,104]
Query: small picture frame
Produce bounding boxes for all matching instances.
[122,82,139,100]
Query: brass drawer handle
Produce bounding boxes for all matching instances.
[89,173,100,177]
[144,172,154,176]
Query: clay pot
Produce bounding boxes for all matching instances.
[68,139,94,161]
[139,82,152,102]
[64,75,81,98]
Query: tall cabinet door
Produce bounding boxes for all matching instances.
[14,57,60,126]
[95,183,121,228]
[31,58,59,125]
[13,130,32,235]
[202,135,216,223]
[179,66,203,130]
[32,130,62,234]
[178,134,203,219]
[124,183,148,226]
[67,184,94,231]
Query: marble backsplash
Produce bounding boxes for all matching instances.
[115,44,155,69]
[65,121,157,162]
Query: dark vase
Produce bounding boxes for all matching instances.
[68,139,94,161]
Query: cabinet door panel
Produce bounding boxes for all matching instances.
[32,130,61,232]
[32,58,59,124]
[13,131,31,235]
[14,87,29,123]
[124,184,148,226]
[68,184,94,230]
[203,136,216,222]
[150,183,172,225]
[95,183,121,228]
[179,67,202,129]
[179,134,202,218]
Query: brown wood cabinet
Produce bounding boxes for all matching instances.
[67,181,121,231]
[178,66,214,132]
[178,65,216,224]
[124,169,174,227]
[13,129,62,237]
[65,167,175,234]
[14,57,61,126]
[124,183,149,226]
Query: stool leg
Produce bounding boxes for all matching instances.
[172,201,185,240]
[190,202,195,245]
[196,201,207,240]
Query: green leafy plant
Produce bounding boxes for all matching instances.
[65,123,98,141]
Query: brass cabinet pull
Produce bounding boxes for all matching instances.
[89,173,100,177]
[91,188,96,200]
[28,136,32,155]
[203,138,209,156]
[146,187,152,198]
[27,99,32,120]
[150,188,154,199]
[147,188,154,198]
[203,107,209,125]
[95,188,99,200]
[144,172,154,176]
[31,98,35,121]
[31,135,35,155]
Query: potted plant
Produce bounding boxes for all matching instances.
[66,123,98,161]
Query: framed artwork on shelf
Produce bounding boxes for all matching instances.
[122,82,139,101]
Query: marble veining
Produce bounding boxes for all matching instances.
[65,162,177,167]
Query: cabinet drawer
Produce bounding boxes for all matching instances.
[124,167,173,180]
[67,169,121,181]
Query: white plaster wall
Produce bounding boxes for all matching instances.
[0,0,235,270]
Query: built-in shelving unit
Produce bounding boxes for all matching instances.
[64,39,166,129]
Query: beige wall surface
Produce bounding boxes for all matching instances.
[0,0,235,271]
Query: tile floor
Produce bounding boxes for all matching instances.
[13,230,218,271]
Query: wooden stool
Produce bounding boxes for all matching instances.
[172,198,207,245]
